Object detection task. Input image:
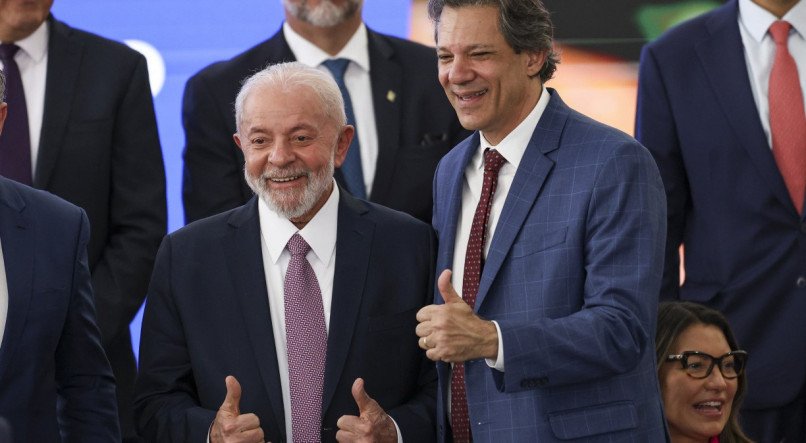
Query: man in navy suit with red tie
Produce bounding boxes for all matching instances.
[636,0,806,440]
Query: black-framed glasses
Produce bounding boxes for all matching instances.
[666,350,748,379]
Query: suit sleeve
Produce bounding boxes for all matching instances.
[635,44,686,300]
[91,54,167,344]
[134,236,217,442]
[181,72,251,224]
[386,225,438,442]
[56,209,121,442]
[495,141,667,391]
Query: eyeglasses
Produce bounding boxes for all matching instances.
[666,350,748,379]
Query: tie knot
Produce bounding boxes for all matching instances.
[322,58,351,81]
[769,20,792,45]
[286,233,312,257]
[0,43,20,61]
[483,149,506,174]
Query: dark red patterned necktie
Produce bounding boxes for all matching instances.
[451,148,506,442]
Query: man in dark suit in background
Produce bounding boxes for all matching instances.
[636,0,806,440]
[0,1,167,440]
[415,0,668,441]
[135,62,436,443]
[0,69,120,441]
[182,0,467,224]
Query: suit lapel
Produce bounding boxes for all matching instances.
[35,17,82,189]
[474,91,563,310]
[695,1,793,211]
[435,134,479,284]
[0,180,34,380]
[322,191,374,413]
[366,29,402,203]
[223,199,286,436]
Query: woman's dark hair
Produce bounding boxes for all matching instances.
[656,301,753,443]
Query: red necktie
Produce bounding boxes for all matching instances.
[451,148,506,442]
[0,43,33,185]
[284,233,327,442]
[769,20,806,215]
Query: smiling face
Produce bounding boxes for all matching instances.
[660,324,738,443]
[435,5,545,145]
[234,83,351,223]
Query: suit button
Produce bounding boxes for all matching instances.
[797,276,806,288]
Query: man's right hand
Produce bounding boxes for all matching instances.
[210,376,265,443]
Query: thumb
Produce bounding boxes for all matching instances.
[351,378,374,415]
[438,269,464,304]
[220,375,242,416]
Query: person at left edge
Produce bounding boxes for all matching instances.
[0,2,167,441]
[134,62,436,443]
[0,68,120,442]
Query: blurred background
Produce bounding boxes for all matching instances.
[51,0,721,360]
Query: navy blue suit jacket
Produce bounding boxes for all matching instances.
[181,26,468,224]
[636,0,806,409]
[0,176,119,442]
[134,191,437,442]
[432,90,669,441]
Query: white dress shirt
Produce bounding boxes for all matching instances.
[258,182,340,442]
[450,86,550,371]
[284,22,379,196]
[0,237,8,350]
[738,0,806,148]
[0,20,48,179]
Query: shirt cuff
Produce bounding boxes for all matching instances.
[484,320,505,371]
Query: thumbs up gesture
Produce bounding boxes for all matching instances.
[335,378,397,442]
[415,269,499,363]
[210,376,265,443]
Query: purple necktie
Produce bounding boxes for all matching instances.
[284,233,327,443]
[0,43,32,185]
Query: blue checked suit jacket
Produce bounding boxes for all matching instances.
[432,90,669,441]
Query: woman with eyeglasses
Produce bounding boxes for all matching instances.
[656,301,753,443]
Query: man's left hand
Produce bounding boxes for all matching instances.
[415,269,499,363]
[336,378,397,442]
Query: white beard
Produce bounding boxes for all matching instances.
[244,155,335,220]
[283,0,361,27]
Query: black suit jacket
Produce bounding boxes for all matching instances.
[134,191,437,442]
[34,15,167,437]
[0,176,120,442]
[182,26,467,224]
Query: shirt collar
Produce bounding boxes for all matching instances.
[739,0,806,42]
[474,85,550,170]
[13,19,48,63]
[258,179,340,266]
[282,21,370,72]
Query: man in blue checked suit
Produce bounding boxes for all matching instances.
[415,0,669,441]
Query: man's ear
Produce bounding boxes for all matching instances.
[0,103,7,135]
[233,132,244,152]
[334,124,355,168]
[525,50,547,78]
